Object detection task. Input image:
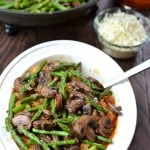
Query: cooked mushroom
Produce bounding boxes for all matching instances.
[72,78,90,92]
[45,61,60,71]
[108,102,122,115]
[42,109,53,119]
[72,115,98,142]
[88,77,104,91]
[11,114,32,134]
[98,116,115,137]
[33,119,55,130]
[65,145,80,150]
[39,85,57,98]
[38,70,52,86]
[38,134,52,143]
[13,77,24,92]
[83,103,92,115]
[33,144,41,150]
[67,91,87,113]
[55,93,62,111]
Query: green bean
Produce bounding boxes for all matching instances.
[20,59,47,95]
[32,128,69,136]
[20,127,50,150]
[8,94,16,119]
[32,98,48,121]
[48,139,76,147]
[87,97,108,113]
[96,135,112,143]
[5,117,28,150]
[82,140,106,150]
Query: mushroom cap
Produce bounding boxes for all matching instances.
[72,115,98,142]
[11,114,32,134]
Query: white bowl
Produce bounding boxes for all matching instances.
[0,40,137,150]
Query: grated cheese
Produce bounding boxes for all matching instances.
[97,10,146,47]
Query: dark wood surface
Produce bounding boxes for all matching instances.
[0,0,150,149]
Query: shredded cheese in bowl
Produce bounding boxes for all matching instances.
[94,8,150,59]
[98,10,146,46]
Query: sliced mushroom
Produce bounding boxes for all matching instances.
[72,78,90,92]
[72,115,98,142]
[55,93,62,111]
[33,119,55,130]
[11,114,32,134]
[14,77,24,92]
[45,61,60,71]
[66,91,87,113]
[42,109,53,119]
[38,134,52,143]
[65,145,80,150]
[39,85,57,98]
[108,102,122,115]
[98,116,115,137]
[38,70,52,86]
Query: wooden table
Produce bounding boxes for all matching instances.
[0,0,150,149]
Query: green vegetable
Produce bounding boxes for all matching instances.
[82,140,106,150]
[48,139,76,147]
[32,128,69,136]
[32,98,48,121]
[20,127,50,150]
[96,135,112,143]
[87,97,108,113]
[13,104,25,113]
[5,117,28,150]
[8,94,16,119]
[20,59,47,95]
[57,123,71,133]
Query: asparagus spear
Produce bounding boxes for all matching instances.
[82,140,106,150]
[20,59,47,95]
[96,135,112,143]
[5,117,28,150]
[20,127,50,150]
[8,94,16,119]
[32,128,69,136]
[48,139,76,147]
[32,98,48,121]
[87,97,108,113]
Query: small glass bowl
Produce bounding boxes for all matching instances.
[93,7,150,59]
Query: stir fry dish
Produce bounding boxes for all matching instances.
[5,59,122,150]
[0,0,88,13]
